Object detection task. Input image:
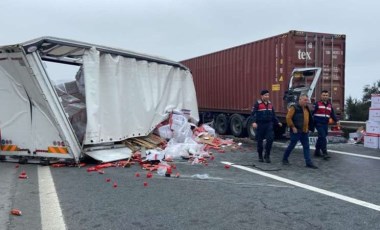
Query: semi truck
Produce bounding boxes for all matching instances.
[0,37,198,164]
[180,30,345,138]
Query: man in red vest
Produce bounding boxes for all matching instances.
[312,90,339,160]
[251,90,282,163]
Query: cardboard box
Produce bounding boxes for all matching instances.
[364,133,379,149]
[371,94,380,108]
[368,108,380,122]
[366,121,380,134]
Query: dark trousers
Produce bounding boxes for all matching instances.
[315,124,328,154]
[256,122,274,157]
[283,131,312,165]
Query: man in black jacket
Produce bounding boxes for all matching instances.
[251,90,282,163]
[282,94,318,169]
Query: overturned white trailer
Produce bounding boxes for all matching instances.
[0,37,199,164]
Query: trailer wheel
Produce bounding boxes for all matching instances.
[19,157,28,164]
[40,158,50,166]
[246,118,256,140]
[199,112,214,124]
[230,114,246,137]
[214,114,229,135]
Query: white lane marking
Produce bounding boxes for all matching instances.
[274,141,380,160]
[163,175,293,188]
[221,161,380,212]
[314,148,380,160]
[38,166,67,230]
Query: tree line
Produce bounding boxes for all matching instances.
[345,80,380,121]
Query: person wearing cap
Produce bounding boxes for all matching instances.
[312,90,339,160]
[251,90,282,163]
[282,94,318,169]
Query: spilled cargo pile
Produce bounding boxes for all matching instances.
[50,110,242,180]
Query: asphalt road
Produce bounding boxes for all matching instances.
[1,139,380,230]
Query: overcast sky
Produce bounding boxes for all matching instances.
[1,0,378,100]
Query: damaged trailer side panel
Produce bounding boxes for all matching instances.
[82,48,198,145]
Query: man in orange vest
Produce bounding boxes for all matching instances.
[282,94,318,169]
[312,90,339,160]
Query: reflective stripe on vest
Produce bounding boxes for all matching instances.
[314,101,332,118]
[257,101,273,111]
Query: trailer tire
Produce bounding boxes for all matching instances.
[199,112,214,125]
[230,114,246,137]
[40,158,50,166]
[19,157,28,164]
[215,114,229,135]
[246,118,256,140]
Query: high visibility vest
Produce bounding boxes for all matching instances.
[314,101,332,118]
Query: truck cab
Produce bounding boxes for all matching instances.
[283,67,322,109]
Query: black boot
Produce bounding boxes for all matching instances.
[322,150,330,160]
[264,153,271,163]
[306,163,318,169]
[258,153,264,162]
[314,150,322,157]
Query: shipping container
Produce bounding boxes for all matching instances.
[181,30,346,138]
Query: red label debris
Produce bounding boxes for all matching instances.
[86,167,97,172]
[10,209,22,216]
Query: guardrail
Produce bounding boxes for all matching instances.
[338,120,366,130]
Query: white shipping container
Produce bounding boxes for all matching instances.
[371,94,380,109]
[364,133,379,149]
[368,108,380,122]
[366,121,380,135]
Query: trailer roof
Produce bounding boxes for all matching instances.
[2,36,187,69]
